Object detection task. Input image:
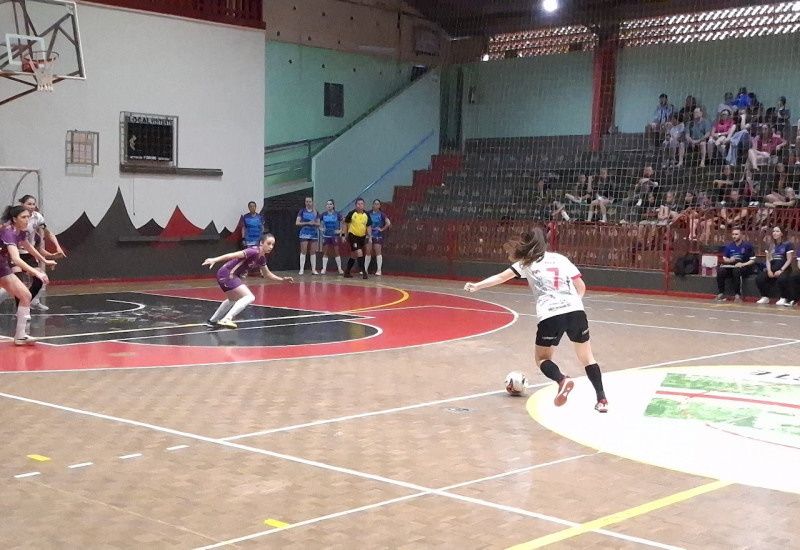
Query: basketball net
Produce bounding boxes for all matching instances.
[22,51,59,92]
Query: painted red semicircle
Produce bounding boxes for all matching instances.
[2,283,516,372]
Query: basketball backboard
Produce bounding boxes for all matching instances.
[0,0,85,104]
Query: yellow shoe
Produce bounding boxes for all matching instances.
[216,318,237,329]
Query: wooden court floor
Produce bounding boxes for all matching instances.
[1,274,799,549]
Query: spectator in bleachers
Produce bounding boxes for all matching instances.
[763,186,798,208]
[763,162,789,202]
[657,190,682,224]
[747,124,786,172]
[755,225,795,305]
[737,167,760,203]
[587,169,614,223]
[680,190,708,241]
[719,188,749,228]
[661,113,686,168]
[714,227,756,303]
[746,93,764,125]
[677,95,698,124]
[646,93,674,147]
[707,109,736,162]
[564,173,592,204]
[733,87,751,113]
[685,108,713,168]
[726,120,762,166]
[622,166,658,207]
[773,96,791,137]
[711,164,735,204]
[717,92,738,117]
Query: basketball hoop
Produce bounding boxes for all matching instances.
[22,51,59,92]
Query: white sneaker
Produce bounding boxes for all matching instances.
[756,297,770,304]
[776,298,787,306]
[320,270,326,275]
[298,270,304,275]
[14,335,38,346]
[375,271,382,276]
[782,299,795,307]
[338,270,344,275]
[30,302,49,311]
[312,270,319,275]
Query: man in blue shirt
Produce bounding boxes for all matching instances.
[715,227,756,303]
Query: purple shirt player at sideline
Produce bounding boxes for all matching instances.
[0,205,56,346]
[201,233,293,329]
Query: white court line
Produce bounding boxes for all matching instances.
[166,445,189,451]
[195,453,682,550]
[222,387,528,441]
[67,462,93,469]
[0,391,675,550]
[14,472,40,478]
[119,453,142,460]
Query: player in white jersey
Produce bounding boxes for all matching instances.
[464,227,608,413]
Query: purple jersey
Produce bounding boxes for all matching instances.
[219,246,266,279]
[0,226,28,277]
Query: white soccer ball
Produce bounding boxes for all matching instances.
[504,371,528,395]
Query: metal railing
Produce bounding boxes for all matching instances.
[264,136,335,187]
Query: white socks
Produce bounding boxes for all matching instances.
[322,257,329,272]
[335,256,343,272]
[376,255,383,273]
[364,255,372,271]
[225,294,255,320]
[15,306,30,340]
[299,253,306,274]
[210,300,233,323]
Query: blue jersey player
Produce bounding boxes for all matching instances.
[296,196,320,275]
[319,199,344,274]
[364,199,391,276]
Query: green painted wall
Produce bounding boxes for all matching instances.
[265,41,416,147]
[616,34,800,133]
[459,52,594,139]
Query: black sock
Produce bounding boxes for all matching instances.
[585,363,606,401]
[357,256,365,272]
[29,277,43,300]
[539,359,564,383]
[346,258,355,272]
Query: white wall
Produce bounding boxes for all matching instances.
[0,4,265,233]
[311,70,439,212]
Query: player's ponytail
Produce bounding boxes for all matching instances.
[504,227,547,268]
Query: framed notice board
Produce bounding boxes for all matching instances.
[120,112,178,167]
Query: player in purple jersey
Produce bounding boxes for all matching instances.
[464,227,608,413]
[0,205,56,345]
[201,234,293,329]
[364,199,391,276]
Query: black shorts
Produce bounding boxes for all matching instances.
[535,310,590,347]
[347,234,366,251]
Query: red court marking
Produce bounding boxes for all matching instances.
[0,283,515,372]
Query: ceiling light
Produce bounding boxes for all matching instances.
[543,0,559,13]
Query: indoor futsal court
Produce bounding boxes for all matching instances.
[2,274,799,549]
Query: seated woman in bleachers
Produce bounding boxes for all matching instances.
[661,113,685,168]
[737,167,761,204]
[587,168,614,223]
[657,190,682,224]
[747,124,786,172]
[719,188,750,228]
[707,109,736,162]
[711,164,735,204]
[564,173,592,204]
